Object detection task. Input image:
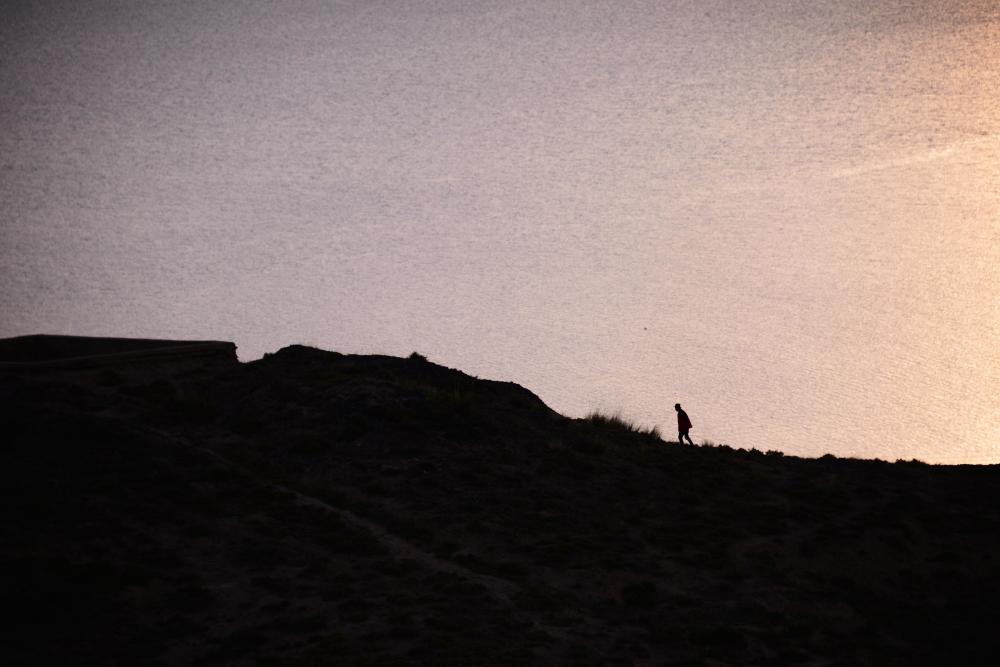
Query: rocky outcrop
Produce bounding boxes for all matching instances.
[0,334,237,371]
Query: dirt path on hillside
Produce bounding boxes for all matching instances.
[136,425,580,649]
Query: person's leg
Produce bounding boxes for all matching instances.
[681,430,693,445]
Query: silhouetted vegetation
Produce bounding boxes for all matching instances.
[582,409,663,443]
[3,343,999,665]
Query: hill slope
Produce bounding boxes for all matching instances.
[3,345,999,666]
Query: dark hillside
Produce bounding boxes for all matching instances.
[3,344,999,666]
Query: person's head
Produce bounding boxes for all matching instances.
[674,403,681,411]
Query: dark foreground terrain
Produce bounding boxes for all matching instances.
[3,344,999,666]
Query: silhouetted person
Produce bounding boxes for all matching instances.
[675,403,694,445]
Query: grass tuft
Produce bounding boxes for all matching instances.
[583,411,662,442]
